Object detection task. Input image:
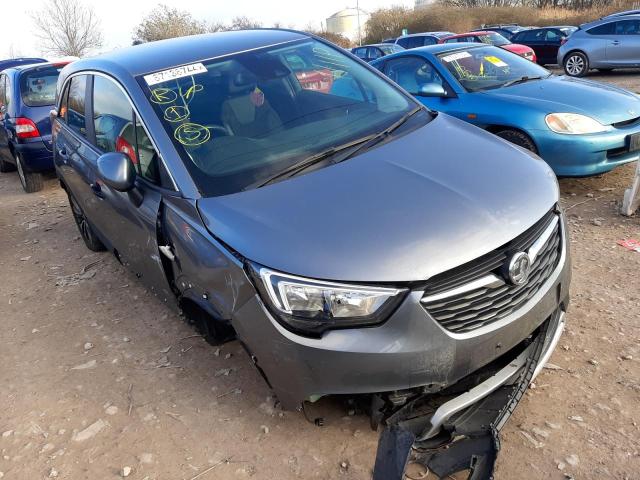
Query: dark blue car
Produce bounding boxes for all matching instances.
[0,61,68,192]
[0,57,48,72]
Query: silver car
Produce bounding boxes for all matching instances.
[559,15,640,76]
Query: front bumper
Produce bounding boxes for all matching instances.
[532,125,640,177]
[232,217,571,410]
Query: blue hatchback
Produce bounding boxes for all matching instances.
[372,43,640,177]
[0,62,68,192]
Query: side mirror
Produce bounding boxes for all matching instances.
[97,152,136,192]
[416,83,447,97]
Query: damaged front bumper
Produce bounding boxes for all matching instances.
[373,308,566,479]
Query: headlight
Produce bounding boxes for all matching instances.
[248,263,408,336]
[545,113,608,135]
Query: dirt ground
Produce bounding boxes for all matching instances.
[1,70,639,480]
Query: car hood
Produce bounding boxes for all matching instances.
[501,44,531,55]
[197,114,558,283]
[486,75,640,125]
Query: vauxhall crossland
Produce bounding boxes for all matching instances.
[51,29,571,476]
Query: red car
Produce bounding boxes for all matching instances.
[439,31,537,63]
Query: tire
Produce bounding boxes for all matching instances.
[67,190,106,252]
[15,153,43,193]
[564,52,589,77]
[0,155,16,173]
[495,129,538,154]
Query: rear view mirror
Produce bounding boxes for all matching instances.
[416,83,447,97]
[97,152,136,192]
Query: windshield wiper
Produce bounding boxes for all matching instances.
[250,107,423,190]
[502,75,546,88]
[333,106,423,165]
[250,134,379,189]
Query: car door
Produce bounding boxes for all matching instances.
[544,29,564,64]
[85,74,173,299]
[607,20,640,65]
[0,74,10,163]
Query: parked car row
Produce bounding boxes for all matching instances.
[0,29,573,478]
[367,9,640,77]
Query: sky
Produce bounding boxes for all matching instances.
[4,0,414,58]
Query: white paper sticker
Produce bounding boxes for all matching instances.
[441,52,472,63]
[144,63,207,86]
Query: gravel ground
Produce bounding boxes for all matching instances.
[0,70,639,480]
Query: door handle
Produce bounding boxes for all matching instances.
[57,147,68,159]
[612,40,620,45]
[90,182,104,198]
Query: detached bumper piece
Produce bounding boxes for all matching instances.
[373,309,565,480]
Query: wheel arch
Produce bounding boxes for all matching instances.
[485,125,539,154]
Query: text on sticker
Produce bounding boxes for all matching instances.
[442,52,472,63]
[144,63,207,86]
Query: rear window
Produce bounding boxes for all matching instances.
[20,66,63,107]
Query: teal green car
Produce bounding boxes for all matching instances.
[371,43,640,176]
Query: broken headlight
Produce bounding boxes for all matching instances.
[248,263,408,337]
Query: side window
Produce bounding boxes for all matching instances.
[384,56,444,95]
[67,75,88,137]
[4,76,12,109]
[588,22,615,36]
[353,48,368,59]
[58,83,70,123]
[92,75,133,154]
[368,47,383,60]
[615,20,640,35]
[134,118,159,183]
[422,36,437,46]
[92,75,160,183]
[0,75,6,110]
[545,30,561,41]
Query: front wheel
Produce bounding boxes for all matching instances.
[15,153,43,193]
[67,190,106,252]
[564,52,589,77]
[495,129,538,154]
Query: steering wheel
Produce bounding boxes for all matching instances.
[203,124,231,137]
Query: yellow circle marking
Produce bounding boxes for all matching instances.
[150,88,177,104]
[174,123,211,147]
[164,105,190,123]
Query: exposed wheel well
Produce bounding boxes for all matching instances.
[485,125,539,154]
[178,296,236,345]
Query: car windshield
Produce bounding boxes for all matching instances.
[559,26,577,35]
[140,38,418,196]
[479,33,510,46]
[379,44,404,54]
[20,65,63,107]
[437,46,550,92]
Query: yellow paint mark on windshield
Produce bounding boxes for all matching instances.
[164,105,190,123]
[150,88,177,104]
[174,123,211,146]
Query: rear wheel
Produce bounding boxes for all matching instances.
[564,52,589,77]
[495,129,537,154]
[67,191,106,252]
[15,153,43,193]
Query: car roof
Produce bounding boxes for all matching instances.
[397,31,453,39]
[356,43,397,48]
[604,9,640,17]
[63,29,309,79]
[582,14,640,28]
[412,43,485,56]
[444,31,495,38]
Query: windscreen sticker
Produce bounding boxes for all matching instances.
[441,51,471,63]
[484,56,508,67]
[144,63,207,86]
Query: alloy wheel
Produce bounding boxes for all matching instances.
[69,195,91,241]
[566,55,585,76]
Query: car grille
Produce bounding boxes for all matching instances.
[420,209,562,334]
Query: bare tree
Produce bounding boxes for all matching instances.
[31,0,103,57]
[134,5,208,43]
[228,16,263,30]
